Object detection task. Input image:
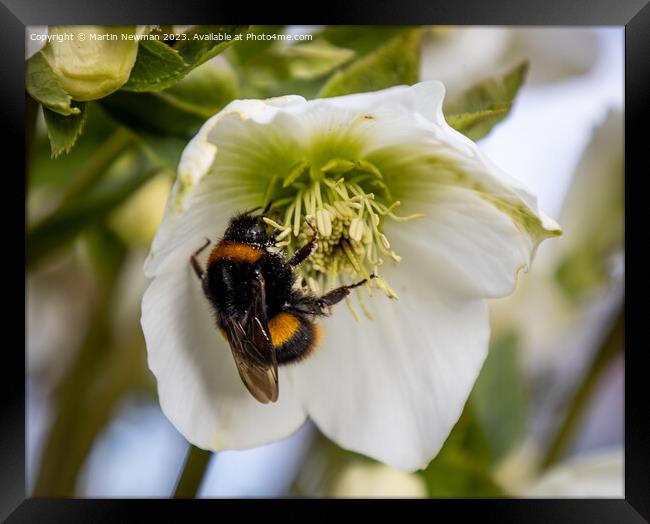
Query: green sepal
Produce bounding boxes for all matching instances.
[26,52,80,116]
[317,29,423,98]
[42,103,88,157]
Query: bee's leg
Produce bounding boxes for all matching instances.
[316,274,376,309]
[287,219,318,268]
[261,199,274,215]
[190,238,211,280]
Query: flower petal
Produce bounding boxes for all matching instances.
[388,185,535,298]
[141,267,307,451]
[358,82,560,235]
[288,258,489,472]
[354,81,560,296]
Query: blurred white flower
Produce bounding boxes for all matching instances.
[330,462,427,498]
[489,109,623,372]
[420,28,512,93]
[141,81,559,471]
[523,446,623,498]
[504,28,598,84]
[479,28,621,219]
[421,27,598,93]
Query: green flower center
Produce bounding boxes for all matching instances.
[261,157,422,319]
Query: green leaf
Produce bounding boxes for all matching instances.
[317,26,410,56]
[26,52,80,116]
[158,60,238,118]
[470,331,528,464]
[42,103,88,157]
[29,103,120,190]
[317,29,423,98]
[121,39,188,92]
[133,133,187,172]
[235,36,356,99]
[120,26,246,93]
[103,61,235,170]
[444,61,529,141]
[103,60,236,154]
[101,90,205,138]
[238,27,410,99]
[274,40,355,80]
[173,25,248,68]
[100,91,192,171]
[227,25,285,64]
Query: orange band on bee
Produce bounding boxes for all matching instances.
[208,242,263,265]
[268,312,300,347]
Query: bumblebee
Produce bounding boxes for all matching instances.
[190,207,372,404]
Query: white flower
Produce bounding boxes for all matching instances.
[420,27,598,91]
[141,81,560,471]
[523,447,623,498]
[330,462,428,498]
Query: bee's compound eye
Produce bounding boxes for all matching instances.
[248,223,263,239]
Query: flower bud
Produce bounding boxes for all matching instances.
[41,26,139,101]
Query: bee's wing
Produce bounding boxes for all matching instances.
[223,271,279,404]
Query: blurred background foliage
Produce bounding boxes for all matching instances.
[26,25,623,498]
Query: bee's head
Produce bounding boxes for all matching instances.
[224,211,273,246]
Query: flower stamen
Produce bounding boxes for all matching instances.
[263,159,422,315]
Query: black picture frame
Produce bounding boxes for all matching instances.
[5,1,646,521]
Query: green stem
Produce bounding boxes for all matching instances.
[57,127,132,208]
[540,307,624,470]
[173,445,213,498]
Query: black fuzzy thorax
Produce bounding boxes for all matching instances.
[201,212,325,366]
[202,249,295,319]
[203,212,296,320]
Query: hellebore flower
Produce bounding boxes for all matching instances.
[141,81,560,471]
